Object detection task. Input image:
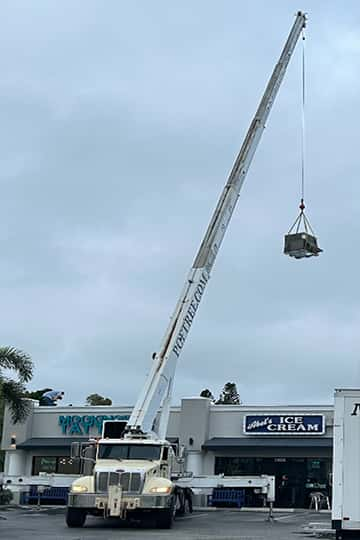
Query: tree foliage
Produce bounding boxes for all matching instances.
[0,488,13,504]
[200,388,215,401]
[0,346,34,471]
[216,382,241,405]
[86,393,112,406]
[0,347,34,423]
[200,383,242,405]
[23,388,52,401]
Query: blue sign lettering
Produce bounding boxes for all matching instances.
[58,415,130,435]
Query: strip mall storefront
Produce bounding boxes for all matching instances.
[1,398,333,508]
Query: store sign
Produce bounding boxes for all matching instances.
[58,415,129,435]
[351,403,360,416]
[244,415,325,435]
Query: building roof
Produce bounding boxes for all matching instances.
[203,437,333,450]
[17,438,88,449]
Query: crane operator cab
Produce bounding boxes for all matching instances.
[284,200,322,259]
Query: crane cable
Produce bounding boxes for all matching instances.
[288,28,315,236]
[301,28,306,205]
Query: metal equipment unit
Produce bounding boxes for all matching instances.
[284,199,322,258]
[284,232,322,259]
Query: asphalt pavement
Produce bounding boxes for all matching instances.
[0,506,332,540]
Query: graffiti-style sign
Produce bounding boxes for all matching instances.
[58,415,129,435]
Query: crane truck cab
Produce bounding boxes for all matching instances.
[67,433,184,529]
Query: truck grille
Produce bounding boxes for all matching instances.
[96,471,142,493]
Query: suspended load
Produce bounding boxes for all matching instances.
[283,30,322,260]
[284,199,322,259]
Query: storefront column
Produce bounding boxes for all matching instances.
[6,450,26,476]
[186,451,203,475]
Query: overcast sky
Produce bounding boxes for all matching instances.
[1,1,360,407]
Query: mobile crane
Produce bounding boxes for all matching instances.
[66,11,307,528]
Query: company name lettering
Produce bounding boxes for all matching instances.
[245,415,324,434]
[172,270,209,358]
[351,403,360,416]
[58,415,129,435]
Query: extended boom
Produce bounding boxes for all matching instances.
[66,13,308,530]
[128,11,307,438]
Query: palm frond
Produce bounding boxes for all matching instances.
[1,379,31,423]
[0,347,33,382]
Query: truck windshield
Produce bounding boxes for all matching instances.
[98,444,162,461]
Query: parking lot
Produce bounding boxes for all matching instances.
[0,507,331,540]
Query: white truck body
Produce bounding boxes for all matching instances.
[332,389,360,538]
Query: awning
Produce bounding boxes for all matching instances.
[202,437,333,450]
[17,438,88,449]
[17,436,179,449]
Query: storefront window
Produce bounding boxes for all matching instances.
[32,457,57,475]
[57,457,80,474]
[32,456,80,475]
[214,456,331,508]
[305,459,329,490]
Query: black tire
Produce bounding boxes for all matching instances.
[336,531,358,539]
[176,488,193,516]
[156,498,175,529]
[185,488,193,513]
[66,507,87,528]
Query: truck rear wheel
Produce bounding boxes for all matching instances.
[66,507,87,528]
[336,531,359,539]
[175,488,193,516]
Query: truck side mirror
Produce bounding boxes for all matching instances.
[83,444,96,461]
[70,442,81,459]
[82,445,96,475]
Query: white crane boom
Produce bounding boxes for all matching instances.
[128,12,306,438]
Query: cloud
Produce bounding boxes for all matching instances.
[1,1,360,410]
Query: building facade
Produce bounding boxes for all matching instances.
[1,397,333,508]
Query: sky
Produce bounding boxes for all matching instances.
[1,1,360,408]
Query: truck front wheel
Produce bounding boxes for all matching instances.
[66,507,87,528]
[156,498,176,529]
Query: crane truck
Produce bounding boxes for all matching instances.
[66,11,307,528]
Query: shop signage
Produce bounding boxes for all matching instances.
[58,415,129,435]
[244,415,325,435]
[351,403,360,416]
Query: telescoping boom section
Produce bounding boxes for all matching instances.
[128,12,307,438]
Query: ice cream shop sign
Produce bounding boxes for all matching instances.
[244,415,325,435]
[59,415,129,435]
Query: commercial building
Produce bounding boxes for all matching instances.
[1,397,333,508]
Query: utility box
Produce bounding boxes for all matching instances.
[332,389,360,539]
[284,232,322,259]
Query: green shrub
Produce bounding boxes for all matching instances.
[0,488,13,505]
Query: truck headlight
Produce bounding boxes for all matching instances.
[149,486,172,494]
[71,485,88,493]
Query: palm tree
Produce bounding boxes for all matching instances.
[0,346,34,423]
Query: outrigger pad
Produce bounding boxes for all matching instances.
[284,233,323,259]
